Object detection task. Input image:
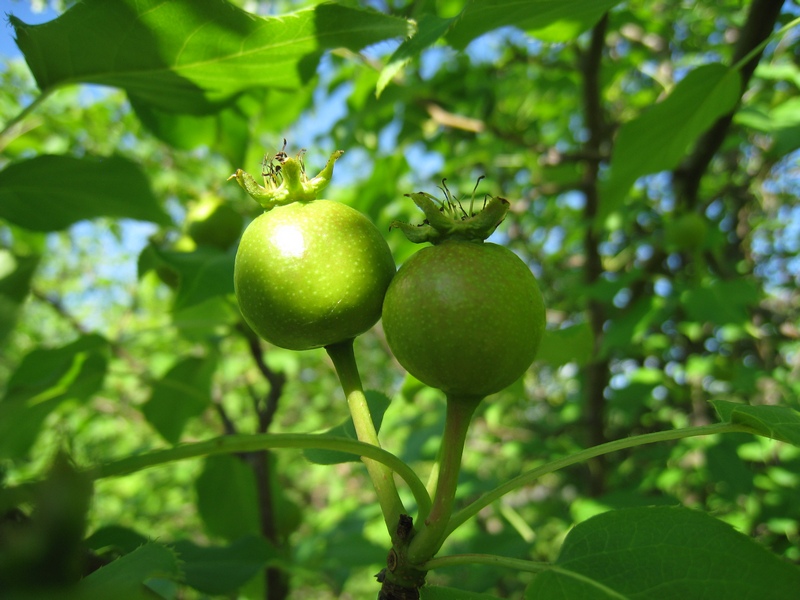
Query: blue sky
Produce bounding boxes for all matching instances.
[1,1,59,59]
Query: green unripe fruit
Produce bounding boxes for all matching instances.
[382,191,545,400]
[235,200,395,350]
[186,196,243,251]
[229,150,395,351]
[383,240,545,398]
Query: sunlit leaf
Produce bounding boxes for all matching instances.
[736,97,800,156]
[526,506,800,599]
[378,14,450,96]
[11,0,412,113]
[0,335,108,458]
[600,64,741,220]
[141,355,217,444]
[712,400,800,446]
[446,0,622,49]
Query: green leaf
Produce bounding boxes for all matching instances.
[712,400,800,446]
[681,278,760,327]
[525,506,800,599]
[0,453,93,590]
[130,98,226,150]
[77,542,182,599]
[304,390,390,465]
[446,0,622,49]
[171,297,241,342]
[600,64,741,220]
[130,93,253,165]
[0,251,39,344]
[421,585,502,599]
[311,510,387,588]
[377,14,450,96]
[0,251,39,304]
[153,246,236,311]
[85,526,150,555]
[173,535,278,596]
[736,97,800,157]
[141,355,217,444]
[537,323,594,367]
[755,62,800,89]
[0,155,169,232]
[602,295,665,353]
[0,335,108,458]
[195,455,260,541]
[11,0,412,113]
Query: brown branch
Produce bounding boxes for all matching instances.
[238,325,287,433]
[30,286,148,372]
[239,324,286,398]
[580,13,611,497]
[213,400,238,436]
[236,323,289,600]
[425,102,485,133]
[673,0,786,208]
[31,288,89,334]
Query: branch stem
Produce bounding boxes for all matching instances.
[0,91,52,150]
[445,422,748,538]
[4,434,431,520]
[325,340,410,541]
[422,553,550,575]
[407,394,481,564]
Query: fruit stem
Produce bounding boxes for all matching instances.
[444,421,746,540]
[406,394,482,564]
[325,339,408,541]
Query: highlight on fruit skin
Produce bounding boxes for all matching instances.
[229,145,396,351]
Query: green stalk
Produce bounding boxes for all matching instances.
[0,91,52,151]
[4,434,431,521]
[731,16,800,72]
[325,339,409,540]
[407,394,482,564]
[445,422,747,538]
[425,444,443,500]
[422,553,550,575]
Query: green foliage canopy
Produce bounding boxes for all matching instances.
[1,0,799,598]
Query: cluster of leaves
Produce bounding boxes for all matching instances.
[1,0,799,598]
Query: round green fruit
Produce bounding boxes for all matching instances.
[382,239,545,398]
[230,149,396,350]
[186,196,243,251]
[234,199,395,350]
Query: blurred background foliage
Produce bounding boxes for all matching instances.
[0,0,799,598]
